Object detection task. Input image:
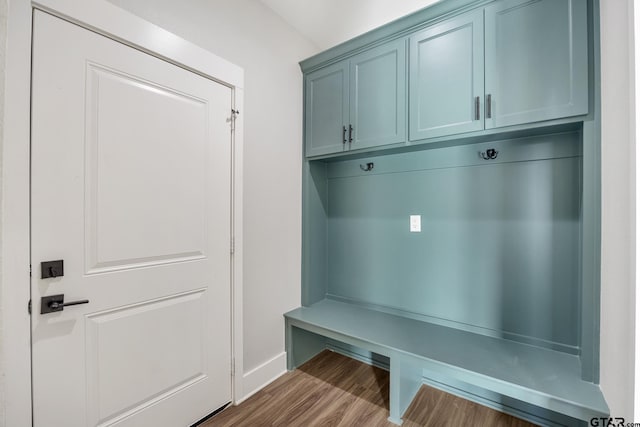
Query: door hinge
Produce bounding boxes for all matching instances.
[230,109,240,131]
[230,237,235,255]
[29,264,32,277]
[28,300,32,315]
[231,358,235,376]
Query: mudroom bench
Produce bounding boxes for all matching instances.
[285,299,608,425]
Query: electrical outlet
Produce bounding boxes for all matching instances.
[410,215,421,232]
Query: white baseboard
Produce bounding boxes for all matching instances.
[237,352,287,404]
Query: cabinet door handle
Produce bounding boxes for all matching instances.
[342,126,347,144]
[486,94,492,119]
[349,125,354,143]
[475,96,480,121]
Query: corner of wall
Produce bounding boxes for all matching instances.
[599,0,636,420]
[0,0,8,423]
[635,0,640,419]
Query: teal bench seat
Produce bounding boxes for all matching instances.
[284,299,609,425]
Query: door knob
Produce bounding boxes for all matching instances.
[40,294,89,314]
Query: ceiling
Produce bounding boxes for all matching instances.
[260,0,443,51]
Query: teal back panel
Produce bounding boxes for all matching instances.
[302,161,329,305]
[326,133,581,351]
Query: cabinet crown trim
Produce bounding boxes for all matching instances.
[299,0,493,73]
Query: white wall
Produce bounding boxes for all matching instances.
[261,0,441,50]
[105,0,317,383]
[0,0,7,423]
[636,0,640,418]
[600,0,636,420]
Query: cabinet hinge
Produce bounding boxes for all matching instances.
[28,300,32,315]
[230,237,235,255]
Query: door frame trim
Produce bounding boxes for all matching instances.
[2,1,245,425]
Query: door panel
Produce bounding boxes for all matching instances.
[305,61,349,157]
[350,39,406,150]
[409,9,484,140]
[85,64,208,273]
[484,0,588,128]
[31,11,231,427]
[85,290,206,425]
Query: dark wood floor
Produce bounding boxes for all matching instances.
[204,350,537,427]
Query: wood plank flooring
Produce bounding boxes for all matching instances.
[203,350,537,427]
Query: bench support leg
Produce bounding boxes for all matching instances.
[389,354,422,425]
[285,321,327,370]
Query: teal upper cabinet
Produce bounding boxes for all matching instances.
[350,39,407,151]
[305,39,406,157]
[484,0,588,129]
[303,0,590,154]
[305,61,349,157]
[409,9,484,140]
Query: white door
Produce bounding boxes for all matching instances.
[31,11,232,427]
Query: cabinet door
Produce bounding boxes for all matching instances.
[409,9,484,140]
[349,39,406,150]
[305,61,349,157]
[485,0,588,129]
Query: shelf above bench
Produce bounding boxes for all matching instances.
[285,299,609,425]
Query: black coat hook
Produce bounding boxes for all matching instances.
[480,148,499,160]
[360,162,374,172]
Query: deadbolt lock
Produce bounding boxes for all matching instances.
[41,260,64,279]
